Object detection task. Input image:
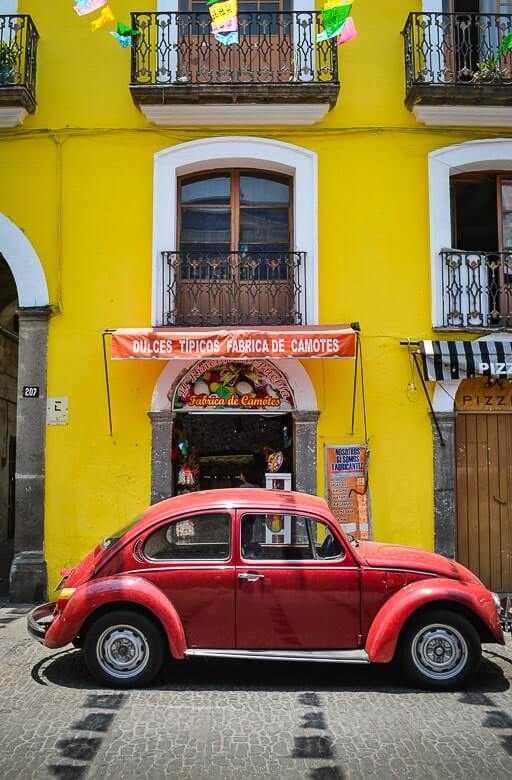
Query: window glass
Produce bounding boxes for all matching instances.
[239,208,289,247]
[501,181,512,249]
[239,175,289,206]
[502,181,512,211]
[240,514,342,560]
[181,208,231,245]
[181,175,231,206]
[502,211,512,249]
[241,514,311,560]
[308,519,343,559]
[144,513,231,560]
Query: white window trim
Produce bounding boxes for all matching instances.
[428,139,512,329]
[152,136,318,327]
[0,213,48,307]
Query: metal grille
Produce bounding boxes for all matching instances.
[161,250,306,326]
[0,15,38,100]
[403,12,512,88]
[441,250,512,329]
[131,12,337,85]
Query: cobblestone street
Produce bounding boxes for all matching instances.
[1,604,511,780]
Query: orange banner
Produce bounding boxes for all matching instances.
[110,325,357,360]
[325,445,371,541]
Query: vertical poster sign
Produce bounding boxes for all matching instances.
[325,445,371,540]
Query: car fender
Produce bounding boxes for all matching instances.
[45,575,187,659]
[365,577,503,663]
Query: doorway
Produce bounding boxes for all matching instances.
[0,256,18,597]
[455,379,512,592]
[172,412,293,493]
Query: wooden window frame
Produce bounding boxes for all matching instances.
[451,171,512,253]
[177,169,293,253]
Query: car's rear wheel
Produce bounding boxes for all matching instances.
[397,609,481,690]
[83,610,164,688]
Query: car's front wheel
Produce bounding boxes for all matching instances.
[397,609,481,690]
[83,609,164,688]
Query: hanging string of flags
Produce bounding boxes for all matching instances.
[207,0,239,47]
[318,0,357,46]
[72,1,139,47]
[71,0,355,53]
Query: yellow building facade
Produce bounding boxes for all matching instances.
[1,0,512,600]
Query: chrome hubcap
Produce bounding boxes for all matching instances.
[96,624,150,680]
[411,623,468,680]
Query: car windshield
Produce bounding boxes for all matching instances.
[101,512,145,550]
[331,517,359,547]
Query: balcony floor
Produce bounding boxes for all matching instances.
[131,83,339,126]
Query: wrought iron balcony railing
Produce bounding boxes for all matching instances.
[161,250,306,327]
[403,12,512,108]
[441,249,512,330]
[130,11,337,88]
[0,15,38,113]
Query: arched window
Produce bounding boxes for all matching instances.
[178,170,291,254]
[170,170,299,326]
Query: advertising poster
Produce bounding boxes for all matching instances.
[325,445,371,541]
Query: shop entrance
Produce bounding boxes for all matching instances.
[149,356,320,504]
[455,379,512,592]
[172,413,293,493]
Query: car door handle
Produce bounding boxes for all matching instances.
[238,573,265,581]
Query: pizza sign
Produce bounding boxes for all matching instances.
[171,360,295,412]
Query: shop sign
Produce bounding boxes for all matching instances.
[455,378,512,412]
[111,325,356,360]
[172,360,295,412]
[325,445,371,541]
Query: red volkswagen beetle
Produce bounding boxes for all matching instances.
[28,489,507,690]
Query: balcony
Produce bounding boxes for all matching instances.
[130,11,339,126]
[0,15,38,127]
[440,249,512,330]
[403,12,512,126]
[159,250,307,327]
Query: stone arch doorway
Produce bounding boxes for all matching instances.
[0,214,50,602]
[149,358,319,502]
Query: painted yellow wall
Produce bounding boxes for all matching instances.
[0,1,501,591]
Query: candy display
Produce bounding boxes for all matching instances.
[172,360,294,412]
[266,450,284,473]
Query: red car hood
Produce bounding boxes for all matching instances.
[358,541,477,582]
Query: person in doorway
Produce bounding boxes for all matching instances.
[239,463,263,488]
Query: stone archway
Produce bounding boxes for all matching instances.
[0,214,50,601]
[149,358,319,502]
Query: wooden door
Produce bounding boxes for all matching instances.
[456,412,512,591]
[177,0,293,84]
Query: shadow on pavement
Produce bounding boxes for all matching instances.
[34,648,510,695]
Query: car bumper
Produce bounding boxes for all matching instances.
[499,599,512,634]
[27,602,56,643]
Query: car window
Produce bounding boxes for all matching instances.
[308,518,343,559]
[144,512,231,561]
[240,514,343,561]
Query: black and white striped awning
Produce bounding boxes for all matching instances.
[418,340,512,381]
